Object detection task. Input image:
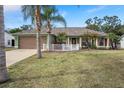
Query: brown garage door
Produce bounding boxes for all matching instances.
[19,36,47,49]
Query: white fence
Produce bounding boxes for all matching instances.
[97,46,110,49]
[42,44,80,51]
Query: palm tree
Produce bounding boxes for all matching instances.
[42,6,66,51]
[21,5,42,58]
[0,5,9,82]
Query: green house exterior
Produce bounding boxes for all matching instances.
[14,36,19,48]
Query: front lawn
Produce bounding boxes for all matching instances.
[0,50,124,88]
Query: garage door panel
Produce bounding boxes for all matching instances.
[19,36,47,49]
[19,36,36,49]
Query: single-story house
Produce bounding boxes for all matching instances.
[13,27,110,51]
[120,35,124,48]
[4,31,15,47]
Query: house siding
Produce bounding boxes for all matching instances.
[4,32,15,47]
[120,37,124,48]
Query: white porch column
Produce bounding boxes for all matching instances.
[79,37,82,48]
[96,38,98,48]
[107,38,110,48]
[103,38,106,46]
[90,38,92,46]
[67,37,70,44]
[15,36,19,48]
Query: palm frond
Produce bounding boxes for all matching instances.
[51,15,67,27]
[21,5,44,24]
[21,5,36,24]
[41,6,67,28]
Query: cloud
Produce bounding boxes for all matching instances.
[86,6,107,13]
[59,11,67,17]
[4,5,21,12]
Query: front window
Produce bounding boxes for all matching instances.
[99,38,104,46]
[8,40,10,45]
[72,38,76,44]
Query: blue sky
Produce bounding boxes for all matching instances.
[4,5,124,29]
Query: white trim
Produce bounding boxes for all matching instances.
[79,37,82,48]
[67,37,70,44]
[42,44,80,51]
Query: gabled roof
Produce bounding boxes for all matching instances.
[4,30,14,36]
[51,27,106,36]
[4,30,11,34]
[13,27,107,36]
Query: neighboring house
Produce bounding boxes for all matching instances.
[120,36,124,48]
[13,27,110,51]
[4,31,15,47]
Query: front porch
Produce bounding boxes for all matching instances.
[44,35,110,51]
[66,36,110,49]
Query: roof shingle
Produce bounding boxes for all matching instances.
[13,27,107,36]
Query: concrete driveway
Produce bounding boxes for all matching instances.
[6,49,36,67]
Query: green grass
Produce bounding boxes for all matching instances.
[0,50,124,88]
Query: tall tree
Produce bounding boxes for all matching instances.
[102,16,121,34]
[85,17,103,31]
[85,16,124,49]
[21,5,42,58]
[0,5,9,82]
[102,16,122,49]
[41,6,66,50]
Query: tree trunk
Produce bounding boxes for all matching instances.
[47,20,52,51]
[35,6,42,58]
[0,6,9,83]
[110,40,114,49]
[114,42,117,49]
[47,33,51,51]
[36,31,42,58]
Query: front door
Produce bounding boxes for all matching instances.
[72,38,76,44]
[11,39,15,47]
